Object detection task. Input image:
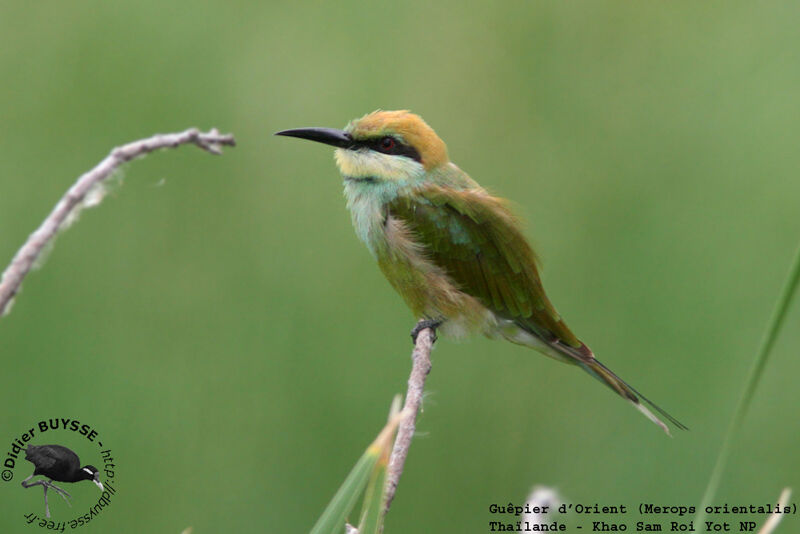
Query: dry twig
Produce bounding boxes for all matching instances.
[384,323,435,513]
[0,128,235,317]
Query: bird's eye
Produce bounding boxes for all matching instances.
[380,137,396,151]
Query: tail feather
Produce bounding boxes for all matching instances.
[499,320,687,434]
[578,356,688,436]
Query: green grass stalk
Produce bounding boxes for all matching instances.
[695,242,800,525]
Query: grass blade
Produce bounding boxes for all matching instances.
[309,449,379,534]
[356,450,389,534]
[758,487,792,534]
[358,396,401,534]
[310,397,406,534]
[696,242,800,525]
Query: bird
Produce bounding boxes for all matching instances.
[21,444,104,518]
[276,110,686,435]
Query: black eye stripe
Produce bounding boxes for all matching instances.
[352,137,422,163]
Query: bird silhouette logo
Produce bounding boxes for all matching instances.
[21,444,104,519]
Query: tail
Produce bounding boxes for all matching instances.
[577,355,688,436]
[497,321,687,435]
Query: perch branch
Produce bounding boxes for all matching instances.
[0,128,235,317]
[384,322,435,513]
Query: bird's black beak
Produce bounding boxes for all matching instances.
[274,127,353,149]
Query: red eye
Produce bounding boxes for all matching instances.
[380,137,395,151]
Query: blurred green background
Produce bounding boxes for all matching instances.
[1,1,798,532]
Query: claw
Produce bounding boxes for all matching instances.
[410,319,442,345]
[22,478,72,518]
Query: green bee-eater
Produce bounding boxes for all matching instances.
[277,110,685,434]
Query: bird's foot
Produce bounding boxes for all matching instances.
[410,319,442,345]
[44,481,72,506]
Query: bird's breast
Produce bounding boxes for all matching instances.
[343,182,392,255]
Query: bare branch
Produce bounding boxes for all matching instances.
[0,128,235,317]
[384,323,435,513]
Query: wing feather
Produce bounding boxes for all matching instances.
[388,185,580,347]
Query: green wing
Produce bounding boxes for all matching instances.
[387,185,581,348]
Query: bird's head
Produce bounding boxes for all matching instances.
[80,465,104,491]
[276,110,448,184]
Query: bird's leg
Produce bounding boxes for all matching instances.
[20,477,50,517]
[44,480,72,507]
[410,318,442,345]
[19,477,62,518]
[43,483,50,519]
